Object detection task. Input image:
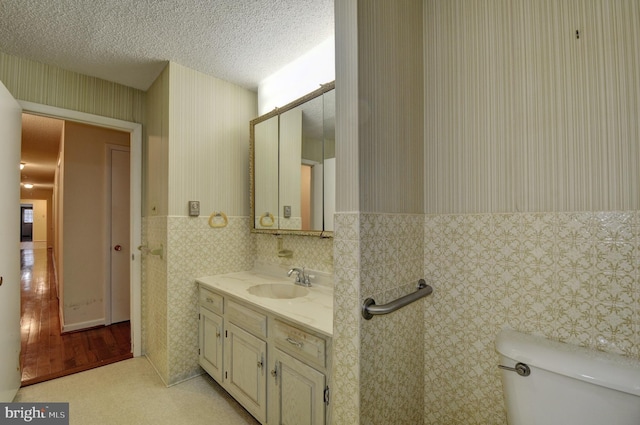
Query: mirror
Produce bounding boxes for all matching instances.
[251,82,335,236]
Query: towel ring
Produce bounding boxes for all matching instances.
[259,212,275,227]
[208,211,228,228]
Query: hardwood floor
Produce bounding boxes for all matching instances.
[20,245,132,387]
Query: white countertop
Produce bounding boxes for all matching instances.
[196,267,334,337]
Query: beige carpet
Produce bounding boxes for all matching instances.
[14,357,259,425]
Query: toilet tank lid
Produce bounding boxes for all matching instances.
[496,329,640,396]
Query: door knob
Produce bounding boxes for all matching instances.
[114,245,122,251]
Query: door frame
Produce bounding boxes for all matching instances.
[19,100,142,357]
[20,204,33,242]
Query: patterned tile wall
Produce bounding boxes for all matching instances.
[332,213,426,425]
[359,213,425,425]
[165,215,255,385]
[143,215,169,383]
[424,211,640,424]
[332,213,361,425]
[143,215,255,384]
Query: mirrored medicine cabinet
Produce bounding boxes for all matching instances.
[250,81,335,236]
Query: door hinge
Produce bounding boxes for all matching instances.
[198,348,200,355]
[324,386,330,405]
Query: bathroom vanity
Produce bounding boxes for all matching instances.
[196,268,333,425]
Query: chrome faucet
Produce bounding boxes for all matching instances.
[287,267,311,287]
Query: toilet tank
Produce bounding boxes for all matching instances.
[495,329,640,425]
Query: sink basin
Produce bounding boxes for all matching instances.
[247,283,309,299]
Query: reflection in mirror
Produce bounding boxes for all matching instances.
[280,95,324,231]
[251,82,335,236]
[254,116,279,229]
[323,89,335,232]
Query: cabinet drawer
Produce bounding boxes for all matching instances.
[227,300,267,338]
[199,287,223,314]
[274,320,326,369]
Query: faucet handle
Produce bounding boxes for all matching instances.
[287,267,311,286]
[287,267,302,282]
[302,270,311,285]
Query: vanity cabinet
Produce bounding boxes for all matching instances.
[198,287,223,382]
[224,321,267,422]
[199,307,223,382]
[197,282,331,425]
[271,346,326,425]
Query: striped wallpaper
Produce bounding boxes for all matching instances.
[334,0,360,214]
[145,65,170,217]
[356,0,424,214]
[334,0,424,214]
[167,62,257,217]
[0,51,145,123]
[424,0,640,214]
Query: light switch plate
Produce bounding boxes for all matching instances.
[189,201,200,217]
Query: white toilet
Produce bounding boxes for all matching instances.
[496,329,640,425]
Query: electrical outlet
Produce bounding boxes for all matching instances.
[283,205,291,218]
[189,201,200,217]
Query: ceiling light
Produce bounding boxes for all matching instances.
[20,163,25,170]
[23,183,34,189]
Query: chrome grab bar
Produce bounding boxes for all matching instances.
[361,279,433,320]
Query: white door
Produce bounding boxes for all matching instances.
[0,81,22,401]
[109,146,130,324]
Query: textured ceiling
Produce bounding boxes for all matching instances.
[8,1,334,196]
[20,114,63,193]
[0,0,334,91]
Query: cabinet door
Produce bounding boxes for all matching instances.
[271,348,325,425]
[225,322,267,423]
[199,307,223,382]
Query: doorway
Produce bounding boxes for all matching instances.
[17,103,142,385]
[19,101,142,358]
[20,204,33,242]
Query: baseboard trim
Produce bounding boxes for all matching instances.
[62,319,105,333]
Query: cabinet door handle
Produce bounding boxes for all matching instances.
[271,361,280,384]
[257,354,264,371]
[206,297,215,304]
[286,337,304,349]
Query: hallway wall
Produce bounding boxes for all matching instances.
[61,122,130,331]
